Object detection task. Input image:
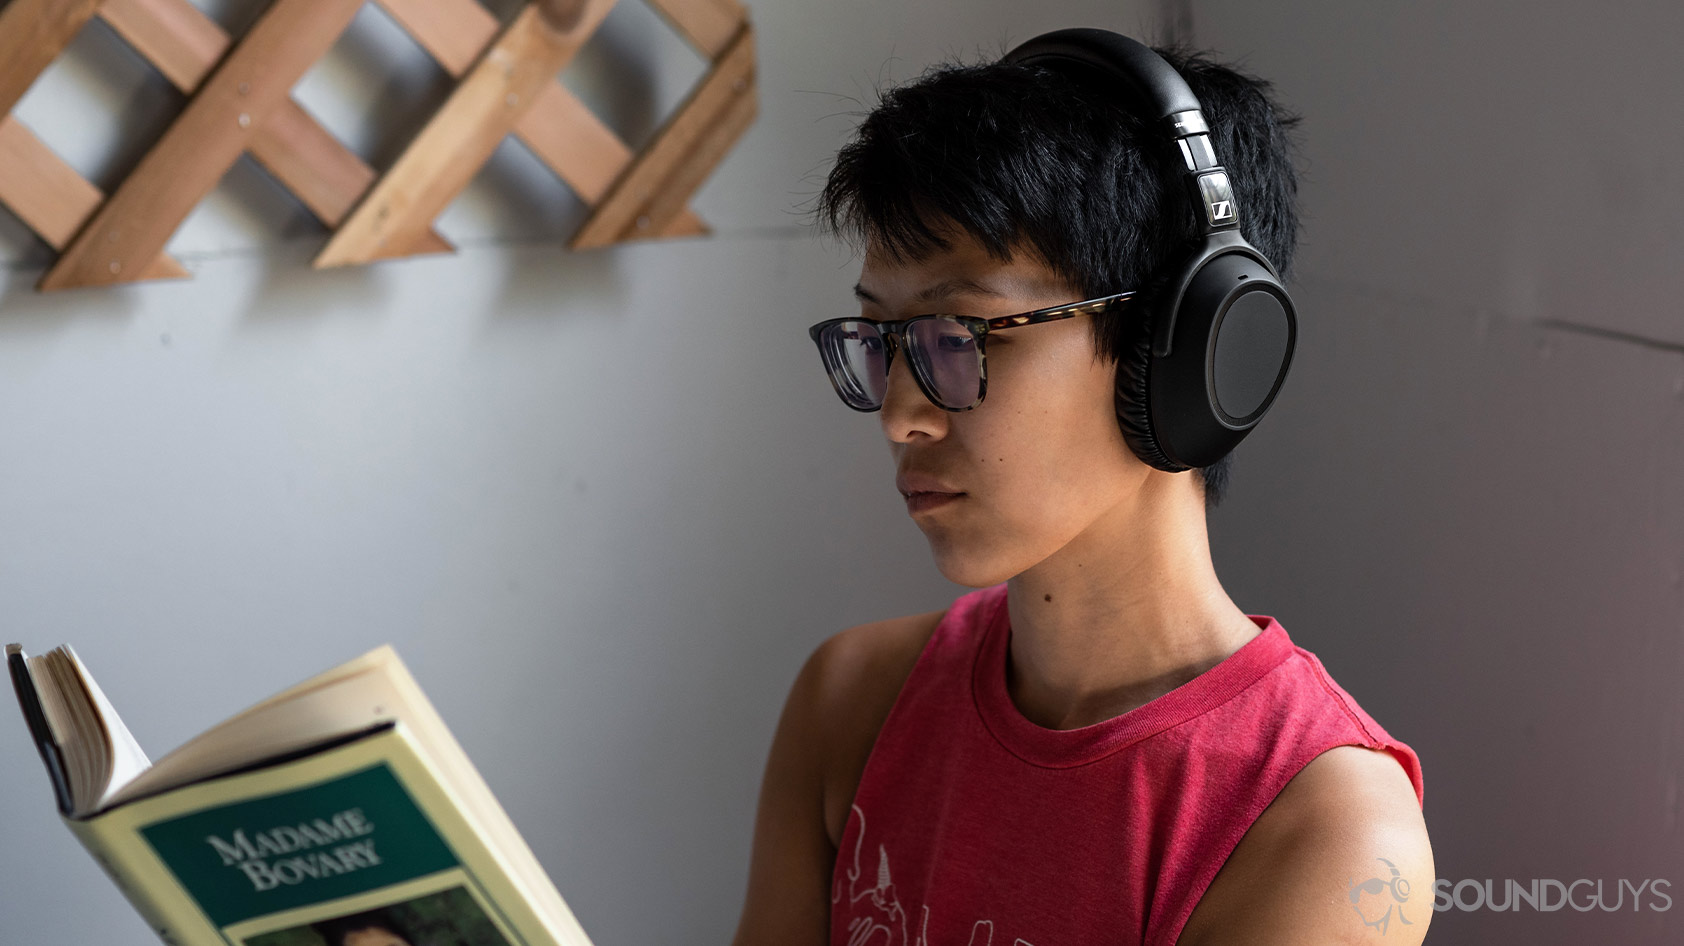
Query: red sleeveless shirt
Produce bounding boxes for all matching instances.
[830,582,1424,946]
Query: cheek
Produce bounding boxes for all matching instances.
[991,342,1126,447]
[978,360,1134,505]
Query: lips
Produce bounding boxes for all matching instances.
[904,491,963,514]
[896,471,964,499]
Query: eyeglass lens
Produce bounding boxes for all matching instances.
[819,318,982,410]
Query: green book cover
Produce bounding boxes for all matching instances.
[70,723,582,946]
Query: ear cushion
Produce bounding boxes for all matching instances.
[1113,304,1192,473]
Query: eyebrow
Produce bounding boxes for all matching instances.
[852,278,1006,307]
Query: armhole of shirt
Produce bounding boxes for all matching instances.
[1157,736,1387,946]
[1300,647,1426,808]
[826,606,952,846]
[1158,648,1418,946]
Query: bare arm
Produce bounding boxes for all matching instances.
[731,613,941,946]
[1177,745,1435,946]
[730,639,837,946]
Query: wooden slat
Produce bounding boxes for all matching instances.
[0,118,99,249]
[643,0,744,58]
[97,0,447,251]
[377,0,704,236]
[1,0,751,285]
[39,0,367,290]
[511,81,622,202]
[0,117,186,277]
[373,0,499,75]
[607,68,748,242]
[571,19,752,249]
[315,0,620,267]
[510,81,699,238]
[96,0,224,90]
[0,0,104,117]
[246,102,447,253]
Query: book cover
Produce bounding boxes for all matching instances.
[6,643,596,946]
[71,722,590,946]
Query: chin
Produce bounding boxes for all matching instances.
[927,544,1024,589]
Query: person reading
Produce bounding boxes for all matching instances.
[731,28,1432,946]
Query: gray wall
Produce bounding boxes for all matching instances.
[3,1,1680,944]
[0,2,1167,945]
[1190,1,1684,943]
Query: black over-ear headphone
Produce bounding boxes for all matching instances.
[1003,28,1296,472]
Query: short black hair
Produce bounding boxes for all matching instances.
[815,42,1302,509]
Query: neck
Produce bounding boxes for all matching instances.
[1002,469,1259,731]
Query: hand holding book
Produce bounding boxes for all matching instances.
[6,641,596,946]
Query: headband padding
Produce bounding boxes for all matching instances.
[1003,28,1201,121]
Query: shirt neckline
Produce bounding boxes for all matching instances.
[970,584,1295,768]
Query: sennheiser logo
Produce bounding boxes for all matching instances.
[1196,170,1236,228]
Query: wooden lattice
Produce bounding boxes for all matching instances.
[0,0,757,290]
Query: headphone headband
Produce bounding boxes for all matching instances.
[1002,28,1200,122]
[1000,28,1298,471]
[1004,27,1260,360]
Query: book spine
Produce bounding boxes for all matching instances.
[6,646,73,814]
[64,816,204,946]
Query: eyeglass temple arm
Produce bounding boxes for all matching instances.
[982,291,1135,331]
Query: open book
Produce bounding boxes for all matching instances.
[6,642,595,946]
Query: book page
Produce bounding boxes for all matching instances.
[28,647,154,817]
[27,653,90,809]
[63,646,153,811]
[109,646,400,805]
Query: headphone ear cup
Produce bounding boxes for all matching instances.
[1114,306,1192,473]
[1152,251,1296,467]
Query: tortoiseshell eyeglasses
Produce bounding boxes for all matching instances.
[806,290,1135,412]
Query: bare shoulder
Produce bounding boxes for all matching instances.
[730,607,947,946]
[808,608,947,847]
[1177,745,1434,946]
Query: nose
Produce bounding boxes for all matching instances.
[880,337,948,443]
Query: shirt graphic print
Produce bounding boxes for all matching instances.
[833,802,1032,946]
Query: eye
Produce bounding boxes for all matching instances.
[838,324,886,351]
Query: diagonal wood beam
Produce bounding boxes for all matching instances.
[0,0,105,118]
[316,0,622,267]
[97,0,448,249]
[39,0,368,290]
[0,0,443,276]
[0,116,187,278]
[0,0,187,276]
[373,0,704,238]
[571,18,753,249]
[643,0,744,58]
